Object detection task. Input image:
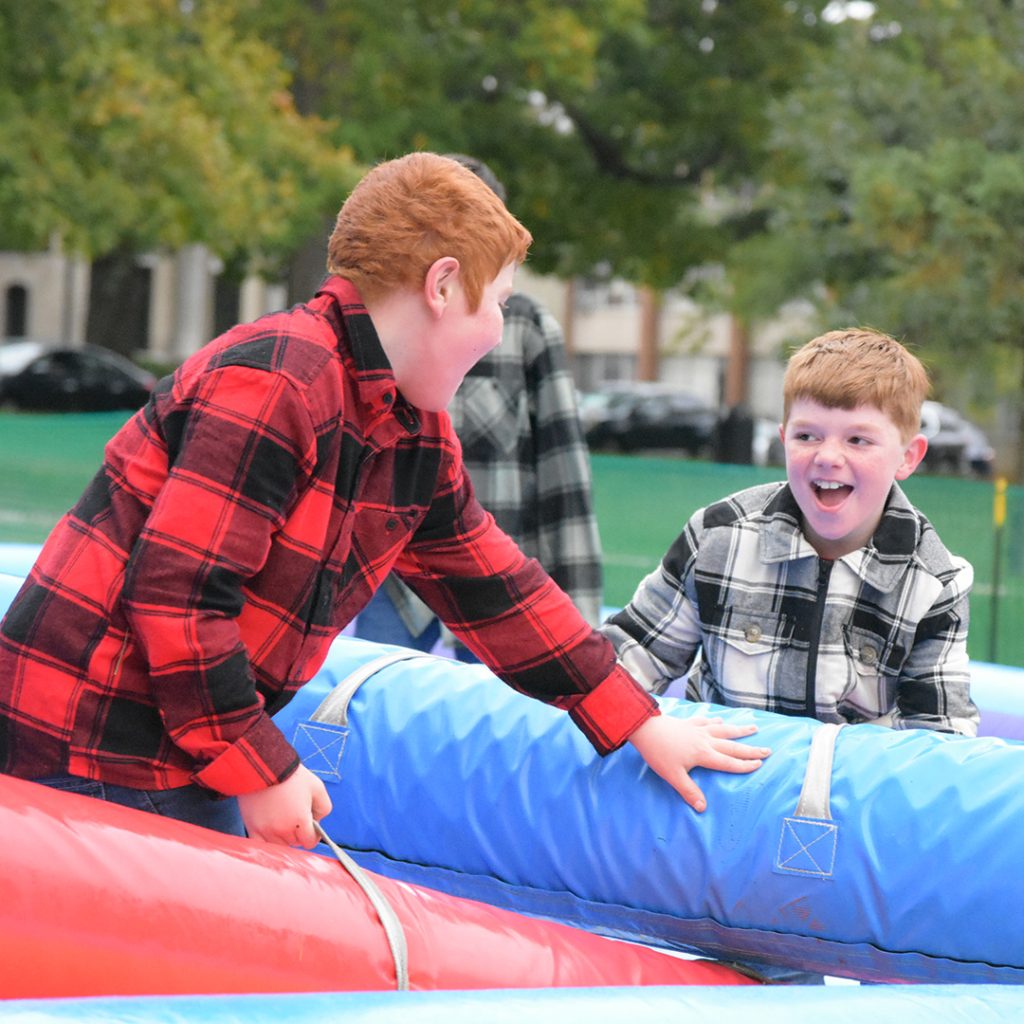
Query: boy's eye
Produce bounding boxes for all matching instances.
[794,431,815,442]
[849,436,870,446]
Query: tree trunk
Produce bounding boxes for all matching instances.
[724,314,750,408]
[637,286,661,381]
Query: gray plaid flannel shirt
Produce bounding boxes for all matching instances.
[388,291,603,632]
[602,481,978,735]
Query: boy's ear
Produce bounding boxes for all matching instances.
[424,257,461,318]
[895,433,929,480]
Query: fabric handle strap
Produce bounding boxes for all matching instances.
[308,649,435,991]
[794,721,845,821]
[311,650,428,725]
[315,821,410,991]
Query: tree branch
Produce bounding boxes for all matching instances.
[563,102,724,186]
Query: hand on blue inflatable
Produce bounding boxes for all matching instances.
[628,714,769,813]
[238,763,333,848]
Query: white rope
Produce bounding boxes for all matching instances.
[307,648,437,990]
[315,821,410,991]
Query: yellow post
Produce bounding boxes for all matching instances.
[990,477,1007,662]
[994,476,1007,529]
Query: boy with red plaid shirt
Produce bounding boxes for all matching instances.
[0,154,767,846]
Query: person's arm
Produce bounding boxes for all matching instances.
[395,457,768,806]
[395,475,650,751]
[600,513,705,693]
[120,365,332,841]
[601,515,770,809]
[892,555,979,736]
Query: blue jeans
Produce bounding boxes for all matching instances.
[34,774,246,837]
[454,643,481,664]
[356,584,480,661]
[354,585,440,652]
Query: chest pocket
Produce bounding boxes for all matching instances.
[704,603,794,654]
[841,624,902,695]
[843,622,901,671]
[694,603,794,701]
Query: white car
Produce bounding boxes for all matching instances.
[919,400,994,478]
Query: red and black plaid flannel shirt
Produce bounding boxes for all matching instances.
[0,277,656,795]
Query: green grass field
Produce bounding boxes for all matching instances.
[1,412,1020,666]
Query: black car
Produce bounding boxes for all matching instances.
[0,340,157,412]
[582,383,718,456]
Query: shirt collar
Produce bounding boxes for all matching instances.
[759,482,921,592]
[314,275,421,440]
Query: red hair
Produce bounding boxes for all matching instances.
[327,152,532,311]
[783,328,930,441]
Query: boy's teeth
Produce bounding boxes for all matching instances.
[816,481,843,489]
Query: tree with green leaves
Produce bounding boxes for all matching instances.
[726,0,1024,470]
[0,0,357,270]
[238,0,829,288]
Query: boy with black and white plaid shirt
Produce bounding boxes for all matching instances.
[603,328,978,736]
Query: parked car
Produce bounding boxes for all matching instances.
[0,340,157,412]
[919,400,995,478]
[752,415,785,468]
[581,383,718,456]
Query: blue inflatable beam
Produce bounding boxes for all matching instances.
[4,986,1024,1023]
[0,549,1021,988]
[0,572,24,612]
[971,661,1024,741]
[0,543,42,578]
[274,638,1024,985]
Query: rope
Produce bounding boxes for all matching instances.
[307,648,435,990]
[315,820,410,991]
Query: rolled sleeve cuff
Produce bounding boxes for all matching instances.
[569,665,659,755]
[192,715,300,796]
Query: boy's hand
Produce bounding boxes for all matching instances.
[628,713,770,813]
[238,764,333,849]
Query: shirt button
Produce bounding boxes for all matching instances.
[860,644,878,665]
[385,518,398,531]
[383,392,394,404]
[744,624,763,643]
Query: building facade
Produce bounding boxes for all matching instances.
[1,245,791,420]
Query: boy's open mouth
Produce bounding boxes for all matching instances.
[813,480,853,508]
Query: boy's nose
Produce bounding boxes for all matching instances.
[815,439,844,465]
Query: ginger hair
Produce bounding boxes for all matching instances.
[783,328,930,441]
[327,152,532,312]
